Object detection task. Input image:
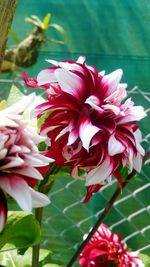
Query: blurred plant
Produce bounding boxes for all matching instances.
[1,13,66,72]
[25,13,66,44]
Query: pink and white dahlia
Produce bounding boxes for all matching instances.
[23,57,146,202]
[0,93,53,231]
[79,224,144,267]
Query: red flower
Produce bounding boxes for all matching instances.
[23,57,146,201]
[79,224,144,267]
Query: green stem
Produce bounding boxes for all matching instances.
[32,207,43,267]
[31,163,60,267]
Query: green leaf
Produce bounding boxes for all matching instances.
[43,13,51,30]
[7,85,24,106]
[139,253,150,266]
[37,111,51,128]
[0,246,52,267]
[9,30,20,44]
[0,211,41,250]
[25,15,43,29]
[49,24,67,44]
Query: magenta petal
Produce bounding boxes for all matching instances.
[83,184,103,203]
[89,248,108,258]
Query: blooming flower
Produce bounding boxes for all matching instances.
[0,93,53,231]
[79,224,144,267]
[23,57,146,202]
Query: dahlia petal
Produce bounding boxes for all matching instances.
[99,223,112,239]
[9,145,22,154]
[22,71,42,88]
[3,93,35,115]
[101,69,123,97]
[0,148,8,160]
[119,106,147,124]
[37,69,57,85]
[29,187,50,208]
[108,135,125,156]
[0,175,32,211]
[0,116,18,127]
[79,113,100,151]
[104,83,127,104]
[134,129,145,156]
[83,184,103,203]
[31,101,52,117]
[0,135,9,150]
[59,62,84,73]
[67,129,79,145]
[45,59,59,66]
[0,156,24,170]
[34,153,54,164]
[133,153,143,172]
[55,68,84,99]
[89,248,107,258]
[85,95,103,112]
[13,167,44,180]
[86,157,113,186]
[24,153,53,167]
[103,104,120,115]
[77,56,86,64]
[55,126,69,141]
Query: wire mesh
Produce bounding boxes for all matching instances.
[0,75,149,267]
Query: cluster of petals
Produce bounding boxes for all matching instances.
[23,56,146,202]
[0,93,53,231]
[79,223,144,267]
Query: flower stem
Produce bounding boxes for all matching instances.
[31,164,60,267]
[32,207,43,267]
[66,148,150,267]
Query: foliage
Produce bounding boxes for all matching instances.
[0,212,40,252]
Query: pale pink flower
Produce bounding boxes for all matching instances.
[0,93,53,231]
[79,224,144,267]
[23,57,146,202]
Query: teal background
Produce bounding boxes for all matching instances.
[0,0,150,266]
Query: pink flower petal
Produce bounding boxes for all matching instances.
[29,187,50,208]
[0,175,32,211]
[12,167,43,180]
[37,69,57,85]
[55,68,85,100]
[108,135,125,156]
[0,148,8,160]
[86,157,113,186]
[0,156,24,170]
[3,93,35,115]
[79,111,100,151]
[100,69,123,97]
[133,153,143,172]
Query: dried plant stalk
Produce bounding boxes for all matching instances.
[0,0,18,69]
